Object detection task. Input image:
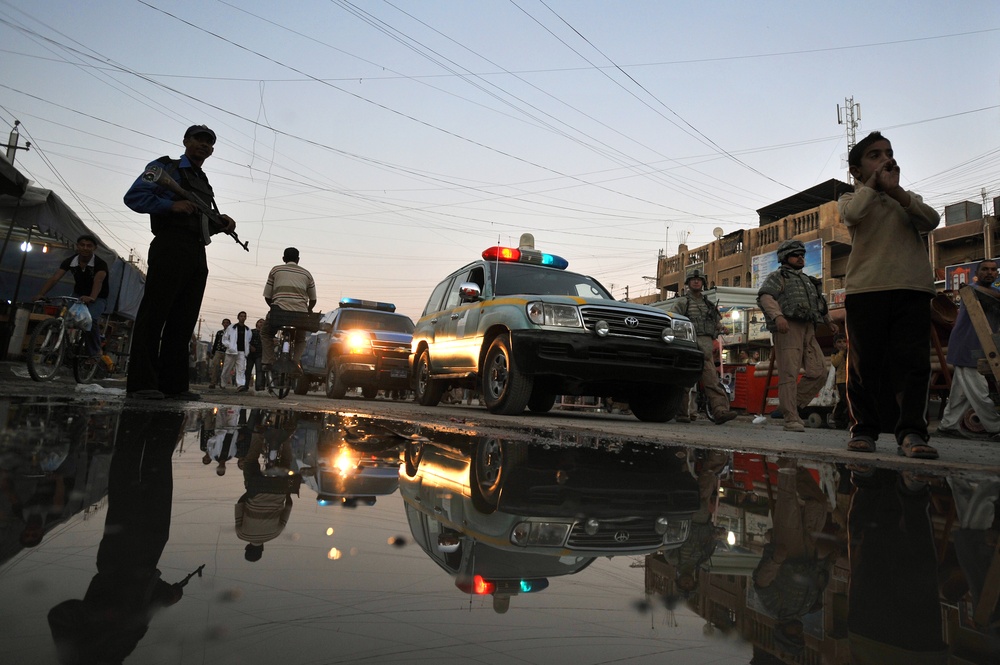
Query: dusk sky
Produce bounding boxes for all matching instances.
[2,0,998,329]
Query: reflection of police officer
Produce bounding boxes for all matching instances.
[48,410,198,663]
[671,270,736,424]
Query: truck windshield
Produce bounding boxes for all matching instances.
[339,310,415,333]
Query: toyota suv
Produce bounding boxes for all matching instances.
[298,298,414,398]
[410,235,703,421]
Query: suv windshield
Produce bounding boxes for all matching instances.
[339,310,414,333]
[491,263,612,299]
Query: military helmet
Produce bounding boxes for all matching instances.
[777,239,806,264]
[685,269,706,286]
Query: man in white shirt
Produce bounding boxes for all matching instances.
[220,311,253,390]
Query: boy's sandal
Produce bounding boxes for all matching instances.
[847,435,876,453]
[897,435,939,460]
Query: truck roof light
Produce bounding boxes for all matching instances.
[339,297,396,312]
[482,246,568,270]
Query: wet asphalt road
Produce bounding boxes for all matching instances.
[3,361,997,477]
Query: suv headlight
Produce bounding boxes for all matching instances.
[655,517,691,545]
[663,319,695,343]
[511,521,572,546]
[526,302,583,327]
[345,331,372,354]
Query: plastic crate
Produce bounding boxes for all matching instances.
[268,309,321,332]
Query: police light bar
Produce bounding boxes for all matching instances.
[456,575,549,595]
[339,297,396,312]
[482,246,569,270]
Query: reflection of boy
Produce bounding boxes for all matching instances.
[838,131,941,459]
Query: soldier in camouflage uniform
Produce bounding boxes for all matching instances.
[670,270,737,424]
[757,240,837,432]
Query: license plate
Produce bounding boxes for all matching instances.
[390,369,407,378]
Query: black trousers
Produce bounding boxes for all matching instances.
[845,289,931,444]
[127,234,208,394]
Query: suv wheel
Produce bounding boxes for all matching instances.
[629,386,685,423]
[361,385,378,399]
[325,360,347,398]
[527,388,556,413]
[481,336,533,415]
[294,375,310,395]
[414,349,444,406]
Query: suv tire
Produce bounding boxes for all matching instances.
[325,360,348,399]
[414,349,444,406]
[527,388,556,413]
[482,336,533,415]
[629,386,686,423]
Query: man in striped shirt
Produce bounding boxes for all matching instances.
[261,247,317,367]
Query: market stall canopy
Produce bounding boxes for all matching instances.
[0,154,28,197]
[0,185,117,267]
[0,184,144,319]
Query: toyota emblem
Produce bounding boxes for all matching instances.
[614,530,630,543]
[624,316,639,328]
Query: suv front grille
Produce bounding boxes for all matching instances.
[372,340,410,357]
[566,517,662,550]
[580,306,672,341]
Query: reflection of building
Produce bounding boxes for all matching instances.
[645,460,1000,664]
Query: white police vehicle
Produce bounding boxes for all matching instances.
[411,235,703,422]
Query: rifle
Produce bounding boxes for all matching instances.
[141,164,249,251]
[175,563,206,588]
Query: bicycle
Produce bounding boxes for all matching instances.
[26,296,101,383]
[265,309,321,399]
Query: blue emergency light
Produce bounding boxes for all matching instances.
[339,297,396,312]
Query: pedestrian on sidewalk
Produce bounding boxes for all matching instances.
[937,259,1000,440]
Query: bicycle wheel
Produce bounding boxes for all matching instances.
[275,373,290,399]
[73,332,99,383]
[27,318,67,382]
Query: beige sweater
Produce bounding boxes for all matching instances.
[838,184,940,295]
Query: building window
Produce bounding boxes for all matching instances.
[733,276,741,287]
[722,278,729,287]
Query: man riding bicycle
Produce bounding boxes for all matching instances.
[34,234,108,358]
[261,248,317,372]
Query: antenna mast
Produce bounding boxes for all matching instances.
[837,97,861,183]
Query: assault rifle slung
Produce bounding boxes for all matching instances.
[140,164,249,251]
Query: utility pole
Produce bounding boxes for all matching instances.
[837,97,861,183]
[5,120,31,165]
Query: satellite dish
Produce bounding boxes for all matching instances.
[712,227,724,239]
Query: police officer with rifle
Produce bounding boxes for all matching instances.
[123,124,240,400]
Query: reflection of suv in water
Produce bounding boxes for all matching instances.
[410,234,704,421]
[400,436,697,557]
[299,298,414,398]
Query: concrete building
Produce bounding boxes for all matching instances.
[651,179,997,299]
[647,180,997,357]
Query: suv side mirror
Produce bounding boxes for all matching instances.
[458,282,481,303]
